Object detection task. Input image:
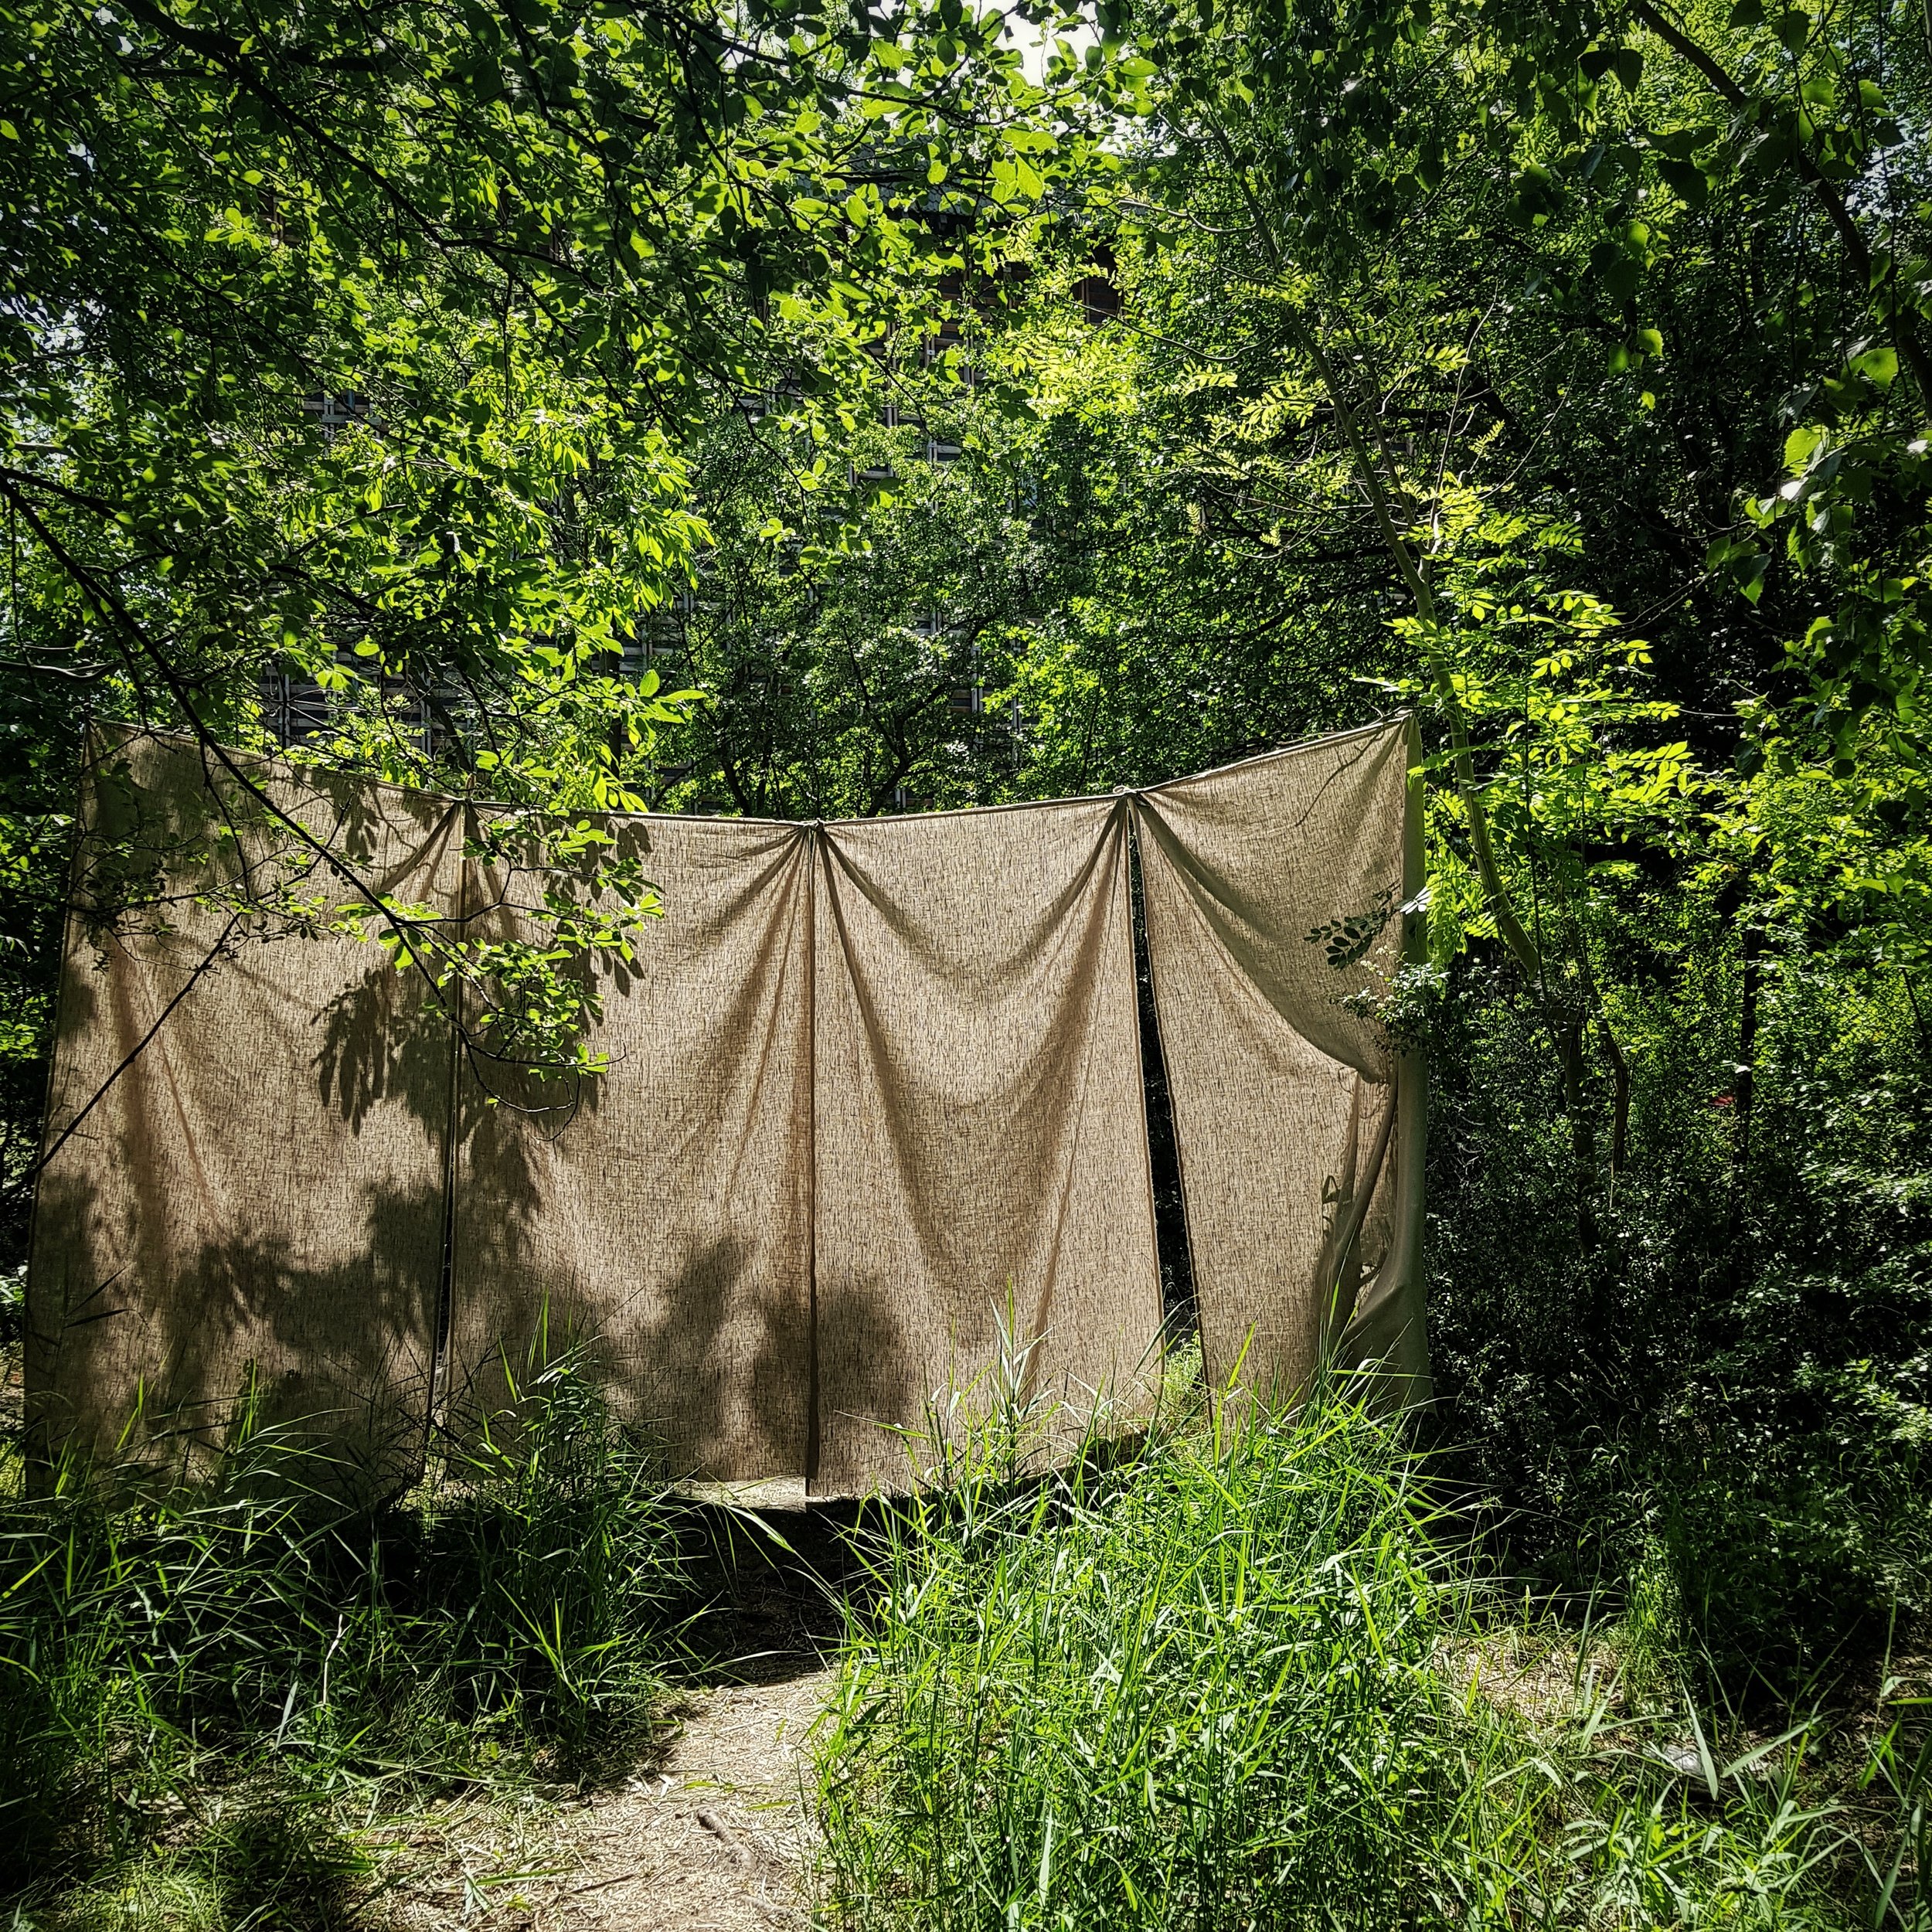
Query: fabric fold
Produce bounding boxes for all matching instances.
[1134,718,1428,1407]
[809,798,1164,1495]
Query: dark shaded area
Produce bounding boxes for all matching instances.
[28,1168,444,1498]
[0,692,90,1318]
[1421,940,1932,1693]
[1129,827,1196,1329]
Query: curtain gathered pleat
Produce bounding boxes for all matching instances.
[1134,719,1430,1408]
[809,798,1161,1494]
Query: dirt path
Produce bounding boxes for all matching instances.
[379,1653,838,1932]
[549,1661,836,1931]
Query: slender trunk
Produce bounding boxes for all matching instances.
[1599,1015,1631,1179]
[1727,931,1761,1294]
[1564,1012,1597,1243]
[1734,933,1760,1177]
[1719,929,1764,1299]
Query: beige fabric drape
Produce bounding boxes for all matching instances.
[810,799,1163,1495]
[27,730,461,1485]
[28,719,1421,1492]
[1135,719,1429,1407]
[444,813,815,1481]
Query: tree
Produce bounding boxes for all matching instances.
[0,0,1101,1237]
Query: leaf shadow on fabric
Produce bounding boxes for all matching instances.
[26,1165,443,1500]
[436,1223,826,1488]
[314,960,455,1138]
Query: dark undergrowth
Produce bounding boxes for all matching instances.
[0,1347,702,1930]
[1425,934,1932,1702]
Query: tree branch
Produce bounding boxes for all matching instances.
[1626,0,1932,425]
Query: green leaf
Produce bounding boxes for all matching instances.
[1613,46,1644,92]
[1727,0,1765,20]
[1784,424,1827,471]
[1849,345,1898,387]
[1655,158,1709,207]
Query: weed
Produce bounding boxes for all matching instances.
[0,1344,688,1925]
[811,1375,1866,1930]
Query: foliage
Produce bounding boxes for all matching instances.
[813,1376,1866,1929]
[1423,916,1932,1685]
[0,0,1117,1141]
[0,1348,688,1918]
[2,0,1930,1885]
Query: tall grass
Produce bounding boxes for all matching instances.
[0,1346,688,1923]
[812,1369,1869,1930]
[10,1335,1918,1929]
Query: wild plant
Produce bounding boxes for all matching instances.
[0,1342,687,1918]
[811,1370,1866,1930]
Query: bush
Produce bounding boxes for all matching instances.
[0,1345,688,1913]
[811,1380,1859,1930]
[1425,924,1932,1690]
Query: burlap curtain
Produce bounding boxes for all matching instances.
[811,799,1161,1494]
[27,731,461,1483]
[1134,718,1429,1407]
[442,796,1162,1494]
[446,813,816,1483]
[28,720,1423,1492]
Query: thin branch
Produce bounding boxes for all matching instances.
[10,907,247,1199]
[1626,0,1932,424]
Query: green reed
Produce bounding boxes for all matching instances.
[0,1345,687,1921]
[811,1369,1869,1930]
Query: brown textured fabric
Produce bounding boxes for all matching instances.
[27,730,461,1484]
[444,813,815,1481]
[1134,719,1429,1408]
[29,719,1422,1492]
[810,798,1163,1495]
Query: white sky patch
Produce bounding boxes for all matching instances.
[992,6,1100,86]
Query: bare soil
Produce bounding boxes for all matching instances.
[378,1653,836,1932]
[378,1511,852,1932]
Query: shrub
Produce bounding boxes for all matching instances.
[0,1345,687,1911]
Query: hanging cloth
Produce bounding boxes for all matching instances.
[1134,718,1428,1408]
